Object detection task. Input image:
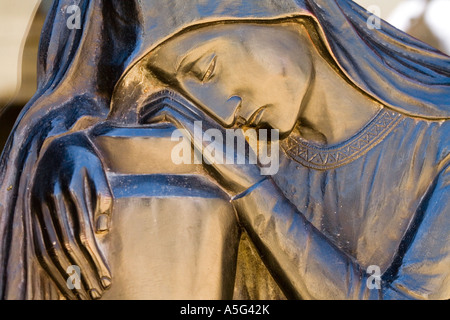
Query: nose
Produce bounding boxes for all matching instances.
[214,95,241,127]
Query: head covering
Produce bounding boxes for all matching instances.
[112,0,450,120]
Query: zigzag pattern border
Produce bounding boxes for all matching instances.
[282,109,404,170]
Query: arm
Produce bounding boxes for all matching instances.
[232,164,450,300]
[232,178,377,300]
[142,96,450,300]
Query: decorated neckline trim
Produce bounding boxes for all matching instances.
[281,108,403,170]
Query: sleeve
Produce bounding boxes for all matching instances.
[232,166,450,300]
[382,163,450,300]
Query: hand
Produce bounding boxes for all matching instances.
[143,94,267,196]
[31,132,112,300]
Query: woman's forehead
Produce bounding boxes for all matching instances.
[154,22,305,61]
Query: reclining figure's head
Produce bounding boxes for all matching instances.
[147,22,315,136]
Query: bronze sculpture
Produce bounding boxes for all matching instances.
[0,0,449,300]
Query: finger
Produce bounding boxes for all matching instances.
[146,108,188,128]
[142,94,207,123]
[152,109,208,149]
[88,166,113,234]
[40,203,96,299]
[50,191,106,297]
[151,109,232,170]
[146,105,198,127]
[31,209,84,300]
[146,105,258,183]
[67,179,112,294]
[145,112,177,125]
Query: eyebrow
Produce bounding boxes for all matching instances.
[175,38,221,73]
[176,53,202,74]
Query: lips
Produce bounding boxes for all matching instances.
[246,106,267,127]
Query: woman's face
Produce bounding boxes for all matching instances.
[148,22,314,137]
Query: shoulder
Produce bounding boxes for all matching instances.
[397,115,450,172]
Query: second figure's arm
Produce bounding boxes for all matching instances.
[232,168,450,300]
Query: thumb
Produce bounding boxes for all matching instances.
[91,167,113,234]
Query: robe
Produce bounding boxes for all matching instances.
[272,108,449,299]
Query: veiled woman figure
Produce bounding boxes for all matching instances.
[0,0,449,300]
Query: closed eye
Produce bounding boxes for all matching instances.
[202,55,217,83]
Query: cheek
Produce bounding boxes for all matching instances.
[261,87,301,135]
[254,56,308,106]
[276,60,312,118]
[267,107,298,132]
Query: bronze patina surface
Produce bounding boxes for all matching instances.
[0,0,449,300]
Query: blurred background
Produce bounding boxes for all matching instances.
[0,0,449,151]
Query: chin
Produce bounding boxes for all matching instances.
[261,115,297,139]
[278,129,292,140]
